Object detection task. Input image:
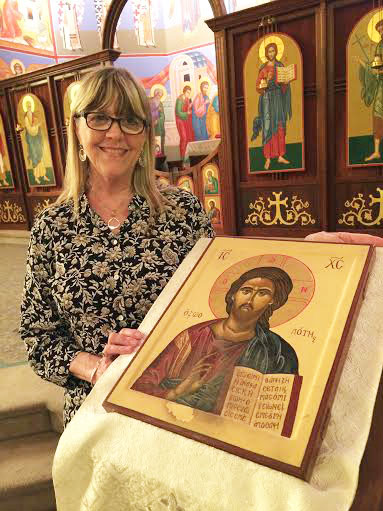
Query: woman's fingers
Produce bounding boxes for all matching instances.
[103,343,139,356]
[103,330,145,357]
[119,328,146,341]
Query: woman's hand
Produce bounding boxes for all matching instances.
[305,231,383,246]
[93,329,146,384]
[103,328,145,358]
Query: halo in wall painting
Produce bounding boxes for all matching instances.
[347,8,383,166]
[17,94,56,188]
[204,196,222,226]
[203,162,220,195]
[0,112,15,189]
[244,33,305,174]
[177,175,194,193]
[10,59,25,75]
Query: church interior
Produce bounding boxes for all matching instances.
[0,0,382,509]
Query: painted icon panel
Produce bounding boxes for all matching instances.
[63,82,82,126]
[176,175,194,193]
[104,237,373,479]
[17,93,56,188]
[244,33,304,174]
[347,8,383,166]
[0,112,15,189]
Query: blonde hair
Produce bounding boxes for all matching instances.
[55,66,166,215]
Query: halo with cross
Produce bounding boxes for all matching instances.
[209,254,315,327]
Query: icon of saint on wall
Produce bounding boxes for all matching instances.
[63,81,82,125]
[203,164,219,195]
[17,94,55,188]
[0,113,14,189]
[348,9,383,166]
[206,198,221,225]
[177,176,194,193]
[245,33,304,174]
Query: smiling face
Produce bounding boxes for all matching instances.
[231,277,275,323]
[75,104,146,184]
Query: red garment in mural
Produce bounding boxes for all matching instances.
[1,0,22,39]
[175,95,194,159]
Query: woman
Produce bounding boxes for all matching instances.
[20,67,214,426]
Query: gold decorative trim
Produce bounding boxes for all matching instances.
[245,192,316,226]
[338,188,383,227]
[0,200,26,224]
[33,199,52,217]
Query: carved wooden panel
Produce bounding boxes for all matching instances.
[207,0,326,237]
[0,196,27,228]
[240,185,320,237]
[328,0,383,235]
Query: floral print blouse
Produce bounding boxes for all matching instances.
[20,190,215,426]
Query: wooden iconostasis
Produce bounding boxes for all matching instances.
[1,0,382,239]
[206,0,383,237]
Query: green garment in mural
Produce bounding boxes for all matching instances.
[360,39,383,121]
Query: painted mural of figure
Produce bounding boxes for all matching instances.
[149,87,165,154]
[10,59,24,75]
[192,81,210,141]
[61,1,82,50]
[226,0,237,14]
[252,42,292,170]
[133,0,155,47]
[24,100,48,184]
[359,19,383,161]
[181,0,200,32]
[175,85,194,161]
[0,135,8,186]
[132,267,299,415]
[204,170,219,195]
[1,0,22,39]
[206,94,220,139]
[207,199,221,224]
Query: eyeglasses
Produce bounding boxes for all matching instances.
[75,112,147,135]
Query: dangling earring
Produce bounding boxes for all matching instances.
[79,144,87,162]
[138,152,144,167]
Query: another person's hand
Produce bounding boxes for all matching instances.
[305,231,383,246]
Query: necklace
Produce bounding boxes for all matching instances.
[86,184,133,231]
[107,213,121,231]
